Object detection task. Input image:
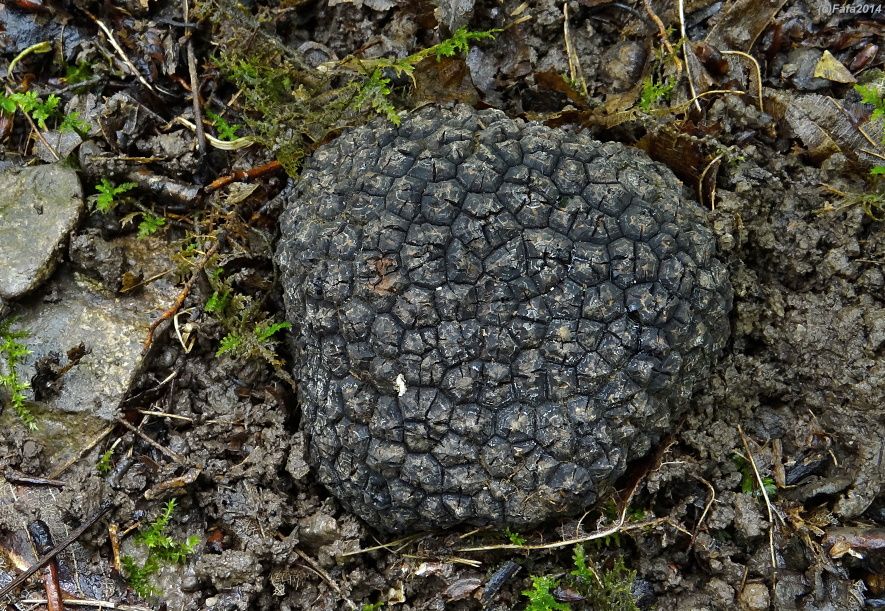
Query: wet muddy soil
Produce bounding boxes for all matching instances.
[0,0,883,609]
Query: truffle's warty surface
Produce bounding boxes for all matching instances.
[276,105,732,533]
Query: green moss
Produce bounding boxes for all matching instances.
[522,546,639,611]
[197,0,500,175]
[122,499,200,598]
[0,317,37,430]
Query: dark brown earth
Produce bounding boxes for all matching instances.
[0,0,883,610]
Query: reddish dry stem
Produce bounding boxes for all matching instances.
[205,160,283,193]
[143,239,221,351]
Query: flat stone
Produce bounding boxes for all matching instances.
[0,164,83,300]
[10,271,170,422]
[739,583,770,611]
[7,233,175,424]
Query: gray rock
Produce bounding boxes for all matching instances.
[434,0,475,32]
[739,583,770,611]
[11,269,173,422]
[0,164,83,300]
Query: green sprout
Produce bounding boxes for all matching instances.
[59,111,90,133]
[638,75,676,110]
[96,449,114,475]
[504,527,526,546]
[204,288,232,314]
[216,320,291,358]
[137,212,166,238]
[206,109,243,141]
[733,453,778,498]
[64,61,94,85]
[855,82,885,179]
[0,91,60,129]
[94,178,138,213]
[350,26,502,124]
[523,575,570,611]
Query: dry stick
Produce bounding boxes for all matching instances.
[457,517,678,553]
[562,2,587,98]
[689,474,717,547]
[115,417,185,464]
[338,534,423,557]
[205,160,283,193]
[0,501,115,599]
[49,425,115,479]
[183,0,206,156]
[85,14,157,94]
[138,409,194,422]
[294,548,358,611]
[457,436,684,554]
[169,116,255,151]
[3,469,65,488]
[737,425,778,589]
[20,600,151,611]
[4,45,61,160]
[698,153,724,210]
[860,147,885,162]
[722,50,764,112]
[643,0,681,72]
[828,96,884,151]
[678,0,701,112]
[143,237,222,351]
[28,520,64,611]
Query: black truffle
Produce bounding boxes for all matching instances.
[276,105,732,533]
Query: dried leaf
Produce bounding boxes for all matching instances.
[636,122,724,190]
[813,50,856,84]
[534,70,590,108]
[705,0,789,52]
[765,88,885,167]
[411,57,479,106]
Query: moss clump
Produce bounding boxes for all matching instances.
[196,0,499,175]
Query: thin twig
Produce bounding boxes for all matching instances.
[89,18,157,94]
[698,153,724,210]
[143,236,222,351]
[182,0,206,155]
[294,548,357,610]
[205,159,283,193]
[738,425,778,589]
[563,3,588,98]
[339,534,423,557]
[0,502,116,599]
[3,469,65,488]
[48,425,115,479]
[860,147,885,162]
[457,434,689,554]
[722,50,764,112]
[689,474,716,546]
[115,417,185,464]
[138,409,194,422]
[3,85,60,161]
[643,0,681,72]
[168,116,255,150]
[678,0,701,112]
[20,600,152,611]
[828,96,883,150]
[456,517,676,553]
[28,520,64,611]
